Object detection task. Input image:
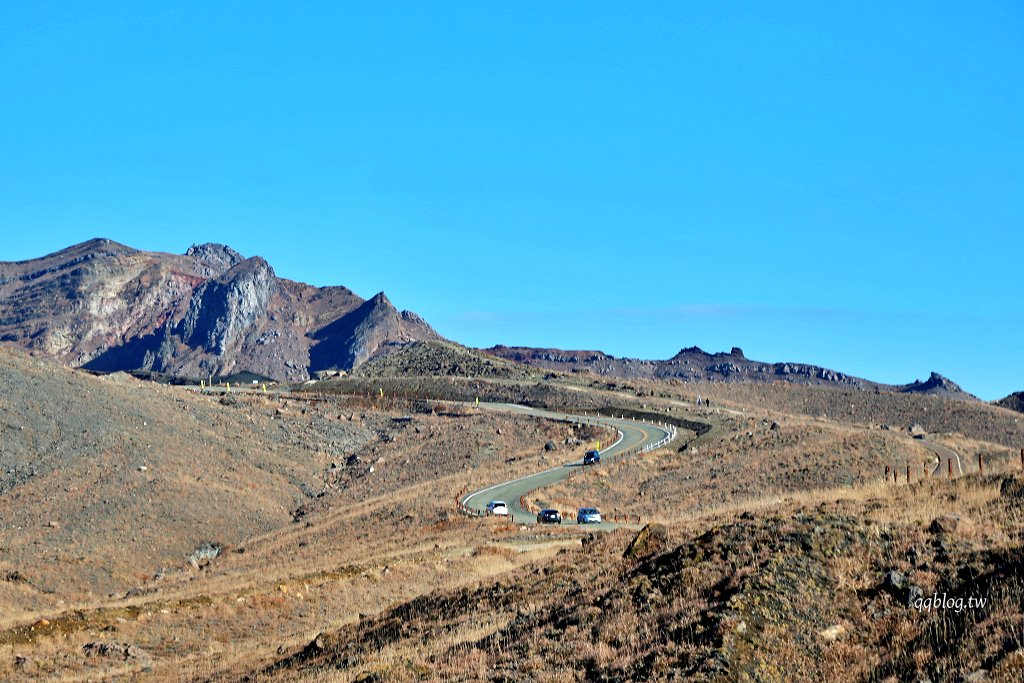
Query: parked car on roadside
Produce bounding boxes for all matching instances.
[486,500,509,516]
[583,449,601,465]
[577,507,602,524]
[537,509,562,524]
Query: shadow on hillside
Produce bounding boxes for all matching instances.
[81,330,165,372]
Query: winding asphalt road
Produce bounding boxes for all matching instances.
[460,403,675,525]
[923,437,964,477]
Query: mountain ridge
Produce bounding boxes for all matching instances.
[0,239,978,397]
[0,238,440,380]
[485,344,976,399]
[995,391,1024,414]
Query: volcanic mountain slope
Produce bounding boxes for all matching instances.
[0,238,440,380]
[353,340,539,380]
[488,344,976,398]
[0,345,373,604]
[995,391,1024,414]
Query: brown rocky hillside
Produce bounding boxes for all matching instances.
[0,239,439,381]
[995,391,1024,414]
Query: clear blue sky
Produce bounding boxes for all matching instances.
[2,2,1022,399]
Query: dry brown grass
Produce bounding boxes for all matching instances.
[535,410,956,526]
[5,348,1024,681]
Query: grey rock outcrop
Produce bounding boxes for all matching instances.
[180,257,275,354]
[184,242,244,278]
[0,239,441,380]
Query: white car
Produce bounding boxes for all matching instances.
[486,500,509,516]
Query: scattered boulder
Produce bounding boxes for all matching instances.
[4,570,27,583]
[298,632,327,658]
[999,477,1024,499]
[884,569,906,592]
[819,624,846,642]
[880,569,922,605]
[544,441,556,452]
[907,585,924,608]
[930,514,973,535]
[624,523,669,560]
[82,641,154,670]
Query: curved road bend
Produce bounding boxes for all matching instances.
[461,403,675,525]
[923,438,964,477]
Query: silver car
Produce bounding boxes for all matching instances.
[577,507,602,524]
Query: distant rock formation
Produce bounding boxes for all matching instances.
[486,344,976,398]
[0,239,441,380]
[995,391,1024,414]
[899,372,969,397]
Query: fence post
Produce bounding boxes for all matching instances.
[885,465,890,480]
[906,465,910,484]
[978,453,983,475]
[948,459,953,480]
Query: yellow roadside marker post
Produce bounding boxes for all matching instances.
[263,383,267,393]
[227,382,230,393]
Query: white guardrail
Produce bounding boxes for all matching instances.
[644,424,676,452]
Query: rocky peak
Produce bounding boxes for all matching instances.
[308,290,441,372]
[400,310,429,325]
[671,346,745,360]
[901,372,968,396]
[2,240,444,380]
[185,243,244,278]
[179,257,276,355]
[41,238,137,268]
[367,291,395,310]
[672,346,710,359]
